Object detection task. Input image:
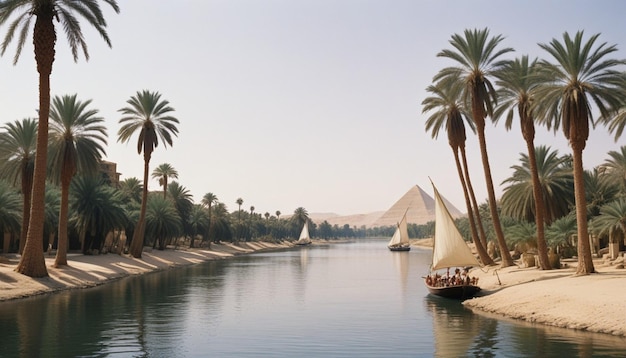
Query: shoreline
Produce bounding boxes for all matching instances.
[2,238,625,338]
[411,237,626,337]
[0,240,318,302]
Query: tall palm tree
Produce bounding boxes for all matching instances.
[0,0,120,277]
[201,192,218,244]
[48,94,107,266]
[151,163,178,199]
[501,146,573,225]
[0,118,37,254]
[434,28,515,267]
[248,205,255,241]
[422,78,494,265]
[494,56,551,269]
[118,90,179,258]
[235,197,243,241]
[535,31,626,274]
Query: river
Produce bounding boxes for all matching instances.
[0,239,624,357]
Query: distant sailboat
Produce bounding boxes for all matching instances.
[388,211,411,251]
[424,182,481,299]
[296,221,312,245]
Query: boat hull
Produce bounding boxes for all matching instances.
[388,245,411,252]
[425,282,481,300]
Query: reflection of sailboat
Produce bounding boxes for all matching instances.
[388,211,411,251]
[425,295,482,358]
[295,221,312,245]
[425,182,481,299]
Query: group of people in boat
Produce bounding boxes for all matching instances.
[425,267,478,287]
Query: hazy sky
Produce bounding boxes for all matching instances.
[1,1,625,216]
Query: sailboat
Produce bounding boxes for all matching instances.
[387,211,411,251]
[295,221,312,245]
[424,182,481,299]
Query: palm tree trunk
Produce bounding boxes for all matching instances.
[54,179,71,266]
[572,144,595,274]
[526,141,551,270]
[15,13,55,278]
[476,126,515,267]
[453,147,494,265]
[130,153,151,258]
[460,146,489,250]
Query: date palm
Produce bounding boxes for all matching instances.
[188,204,210,248]
[69,175,127,254]
[152,163,178,199]
[118,90,179,258]
[501,146,573,225]
[201,192,218,244]
[600,146,626,195]
[167,181,192,247]
[235,197,243,240]
[422,78,493,265]
[535,31,626,274]
[0,0,119,277]
[48,94,107,266]
[145,194,182,250]
[494,56,551,269]
[118,177,143,204]
[434,28,515,267]
[0,180,23,252]
[0,118,37,254]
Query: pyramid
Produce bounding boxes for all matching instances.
[372,185,464,227]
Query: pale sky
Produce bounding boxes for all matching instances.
[1,1,625,217]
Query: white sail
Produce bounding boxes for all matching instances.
[388,212,409,247]
[431,183,481,271]
[297,221,311,244]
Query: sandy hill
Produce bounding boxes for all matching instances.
[309,211,385,228]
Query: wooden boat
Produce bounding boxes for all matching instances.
[295,221,312,246]
[424,182,481,300]
[388,210,411,251]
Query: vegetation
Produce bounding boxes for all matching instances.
[1,16,626,279]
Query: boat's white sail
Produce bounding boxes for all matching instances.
[431,183,481,271]
[388,212,409,247]
[296,221,311,244]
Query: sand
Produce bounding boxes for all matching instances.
[1,239,625,338]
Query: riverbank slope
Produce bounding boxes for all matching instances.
[0,241,302,302]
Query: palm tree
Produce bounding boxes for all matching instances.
[235,197,243,241]
[501,146,573,225]
[118,177,143,204]
[69,175,127,254]
[144,194,182,250]
[201,192,218,244]
[152,163,178,199]
[0,0,120,277]
[167,181,193,247]
[118,90,179,258]
[292,207,309,235]
[591,199,626,259]
[434,28,515,267]
[188,204,210,248]
[0,180,23,253]
[48,94,107,266]
[248,205,255,241]
[0,118,37,254]
[535,31,626,274]
[275,210,281,220]
[599,146,626,195]
[422,78,493,265]
[494,56,551,269]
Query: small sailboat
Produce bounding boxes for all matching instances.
[424,182,481,299]
[295,221,312,245]
[388,211,411,251]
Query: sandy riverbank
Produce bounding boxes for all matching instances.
[0,240,306,302]
[410,238,626,337]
